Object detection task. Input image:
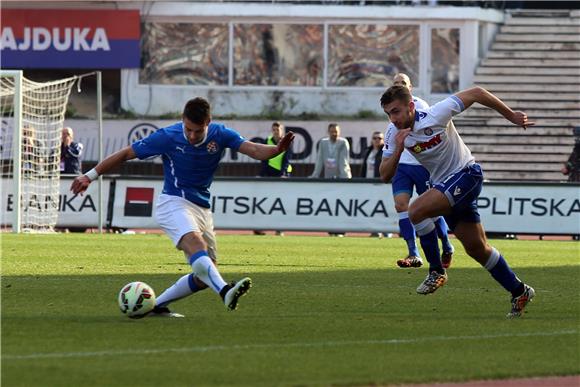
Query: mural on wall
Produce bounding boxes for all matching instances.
[234,24,323,86]
[431,27,460,93]
[138,22,428,88]
[327,24,420,87]
[140,22,229,85]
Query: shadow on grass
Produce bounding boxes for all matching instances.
[2,266,579,387]
[2,265,578,321]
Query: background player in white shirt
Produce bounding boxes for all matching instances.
[383,73,454,269]
[71,97,294,317]
[379,85,535,318]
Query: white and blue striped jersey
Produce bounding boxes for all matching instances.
[132,121,245,208]
[400,95,474,184]
[383,96,429,166]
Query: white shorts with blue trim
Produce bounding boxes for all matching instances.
[155,194,218,261]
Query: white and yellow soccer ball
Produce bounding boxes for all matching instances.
[118,281,156,319]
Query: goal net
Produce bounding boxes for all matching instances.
[1,71,78,232]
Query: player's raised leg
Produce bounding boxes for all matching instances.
[152,195,251,316]
[453,222,534,318]
[182,233,252,312]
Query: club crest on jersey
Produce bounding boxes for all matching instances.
[409,134,442,154]
[416,111,428,121]
[424,128,433,136]
[206,141,219,154]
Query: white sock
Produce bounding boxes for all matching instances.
[155,273,201,307]
[189,250,227,294]
[413,218,435,236]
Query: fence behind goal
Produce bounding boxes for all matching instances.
[0,71,101,233]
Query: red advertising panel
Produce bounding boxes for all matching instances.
[0,9,141,68]
[124,187,154,217]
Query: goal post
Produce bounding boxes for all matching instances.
[1,71,23,232]
[0,71,103,233]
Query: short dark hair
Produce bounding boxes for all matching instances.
[183,97,211,125]
[380,85,412,108]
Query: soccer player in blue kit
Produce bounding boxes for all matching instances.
[71,97,294,317]
[379,85,535,318]
[383,73,454,269]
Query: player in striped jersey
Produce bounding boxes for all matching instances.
[379,85,535,318]
[382,73,454,269]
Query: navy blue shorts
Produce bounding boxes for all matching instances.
[392,163,431,197]
[433,163,483,231]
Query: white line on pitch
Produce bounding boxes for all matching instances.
[4,330,577,361]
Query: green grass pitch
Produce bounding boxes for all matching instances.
[2,233,579,386]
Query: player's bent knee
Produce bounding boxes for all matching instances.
[408,207,427,224]
[192,275,209,289]
[178,232,207,255]
[394,202,409,212]
[463,242,487,261]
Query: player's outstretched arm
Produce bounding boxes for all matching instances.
[454,86,534,129]
[238,131,295,161]
[71,146,137,195]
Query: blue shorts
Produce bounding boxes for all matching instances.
[392,163,431,197]
[433,163,483,231]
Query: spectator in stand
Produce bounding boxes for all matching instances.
[361,130,385,238]
[255,121,292,236]
[360,130,384,179]
[561,140,579,182]
[22,125,39,176]
[259,122,292,177]
[310,123,352,179]
[310,123,351,237]
[60,127,83,175]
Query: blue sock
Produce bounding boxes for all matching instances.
[434,216,454,253]
[399,212,420,257]
[484,248,523,296]
[155,273,204,307]
[414,219,442,273]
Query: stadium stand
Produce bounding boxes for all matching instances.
[458,8,580,181]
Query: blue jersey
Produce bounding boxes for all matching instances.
[132,122,246,208]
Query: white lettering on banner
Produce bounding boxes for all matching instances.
[91,28,111,51]
[1,27,17,49]
[73,28,90,51]
[0,27,111,52]
[53,28,71,51]
[32,27,51,50]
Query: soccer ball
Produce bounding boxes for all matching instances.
[118,281,156,319]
